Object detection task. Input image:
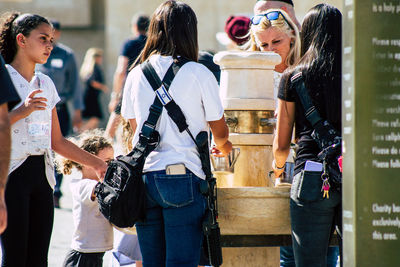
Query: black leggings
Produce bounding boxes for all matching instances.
[1,155,54,267]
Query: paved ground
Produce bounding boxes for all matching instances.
[0,173,114,266]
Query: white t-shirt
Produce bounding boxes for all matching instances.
[70,175,113,253]
[6,65,60,188]
[121,54,224,179]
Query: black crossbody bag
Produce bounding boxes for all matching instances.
[291,71,342,190]
[94,60,187,228]
[141,60,223,267]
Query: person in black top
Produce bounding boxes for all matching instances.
[0,55,20,234]
[80,48,109,131]
[105,14,150,138]
[272,4,342,267]
[198,51,220,84]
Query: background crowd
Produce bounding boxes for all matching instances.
[0,0,342,266]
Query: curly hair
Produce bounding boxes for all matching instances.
[55,129,113,175]
[0,12,51,63]
[121,118,134,153]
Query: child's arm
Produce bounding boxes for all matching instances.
[51,108,107,179]
[91,186,96,201]
[9,90,47,125]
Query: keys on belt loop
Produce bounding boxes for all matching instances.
[321,161,330,199]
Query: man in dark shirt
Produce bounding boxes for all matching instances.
[106,14,149,138]
[36,20,84,208]
[0,55,21,233]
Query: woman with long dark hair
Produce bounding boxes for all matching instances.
[272,4,342,266]
[120,1,231,266]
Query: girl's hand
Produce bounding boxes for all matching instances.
[272,160,285,178]
[212,140,232,157]
[273,167,285,178]
[17,90,47,118]
[93,160,108,181]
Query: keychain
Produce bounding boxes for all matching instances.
[321,161,330,199]
[322,178,330,199]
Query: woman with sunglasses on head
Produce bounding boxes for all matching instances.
[272,4,342,267]
[249,9,300,74]
[249,8,300,267]
[121,1,231,266]
[248,8,300,180]
[0,12,108,266]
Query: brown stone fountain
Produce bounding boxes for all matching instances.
[213,51,291,267]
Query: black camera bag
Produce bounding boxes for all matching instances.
[94,132,159,228]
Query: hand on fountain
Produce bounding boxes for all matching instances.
[272,159,285,178]
[273,168,285,179]
[212,140,232,157]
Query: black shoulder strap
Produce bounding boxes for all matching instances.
[142,59,213,180]
[290,71,324,127]
[141,59,196,139]
[121,61,189,161]
[138,63,175,140]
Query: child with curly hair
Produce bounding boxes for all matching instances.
[56,130,114,267]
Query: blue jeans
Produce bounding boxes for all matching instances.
[280,246,339,267]
[136,170,207,267]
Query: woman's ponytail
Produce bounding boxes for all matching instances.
[0,12,20,63]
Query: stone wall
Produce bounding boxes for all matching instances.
[0,0,108,125]
[0,0,91,26]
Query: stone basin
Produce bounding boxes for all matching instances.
[217,186,291,235]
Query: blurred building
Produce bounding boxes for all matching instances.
[0,0,342,126]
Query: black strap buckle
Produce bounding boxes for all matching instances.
[141,122,156,138]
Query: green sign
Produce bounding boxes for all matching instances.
[343,0,400,265]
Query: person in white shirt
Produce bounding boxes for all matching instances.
[121,1,232,266]
[0,12,108,266]
[56,130,114,267]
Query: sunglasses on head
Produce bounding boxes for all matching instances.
[251,11,290,27]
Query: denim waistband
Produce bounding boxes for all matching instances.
[143,168,192,176]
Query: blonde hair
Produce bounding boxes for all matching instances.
[79,47,103,81]
[121,118,134,153]
[248,9,301,67]
[55,129,112,175]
